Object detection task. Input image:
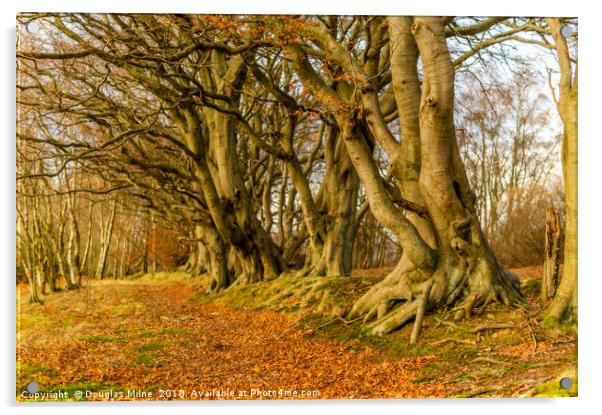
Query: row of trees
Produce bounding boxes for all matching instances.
[16,15,577,332]
[15,167,189,302]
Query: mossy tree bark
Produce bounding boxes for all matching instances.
[250,62,361,278]
[289,16,523,336]
[181,51,286,289]
[292,124,360,277]
[543,18,578,326]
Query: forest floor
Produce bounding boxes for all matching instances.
[16,266,577,401]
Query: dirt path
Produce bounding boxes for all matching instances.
[17,279,445,400]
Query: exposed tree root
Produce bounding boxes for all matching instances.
[467,323,515,333]
[348,251,524,337]
[410,280,433,344]
[368,301,420,336]
[29,296,44,305]
[347,257,418,321]
[471,356,510,366]
[296,259,326,278]
[429,337,476,346]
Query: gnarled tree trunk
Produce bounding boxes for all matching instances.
[198,224,231,293]
[344,17,523,335]
[321,126,360,276]
[295,123,360,277]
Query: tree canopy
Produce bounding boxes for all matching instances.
[16,14,577,332]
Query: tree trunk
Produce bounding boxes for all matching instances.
[199,225,231,293]
[345,17,522,335]
[181,225,206,275]
[206,108,285,284]
[261,154,276,233]
[30,265,44,304]
[95,200,117,279]
[65,195,82,289]
[177,101,285,289]
[288,126,360,277]
[79,201,93,276]
[321,129,360,276]
[543,18,577,326]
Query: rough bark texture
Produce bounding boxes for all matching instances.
[542,207,561,302]
[199,225,230,293]
[205,108,284,284]
[295,124,360,277]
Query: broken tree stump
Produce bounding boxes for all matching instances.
[541,207,561,302]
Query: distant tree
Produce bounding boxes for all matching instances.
[456,68,562,267]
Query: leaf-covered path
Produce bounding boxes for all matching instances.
[17,277,446,400]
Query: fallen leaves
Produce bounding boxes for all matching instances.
[16,268,577,401]
[17,279,444,400]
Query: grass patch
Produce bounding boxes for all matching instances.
[529,375,578,397]
[450,373,473,383]
[136,342,167,366]
[138,342,166,353]
[17,362,61,392]
[161,327,187,336]
[18,309,51,331]
[412,375,438,384]
[133,328,155,338]
[78,335,126,343]
[203,274,378,317]
[137,353,159,366]
[19,364,60,378]
[133,272,193,284]
[506,362,535,373]
[131,327,188,339]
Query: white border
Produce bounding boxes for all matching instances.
[3,1,600,414]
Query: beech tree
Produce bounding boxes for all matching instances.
[282,16,532,334]
[16,14,575,334]
[543,18,578,326]
[498,16,577,325]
